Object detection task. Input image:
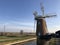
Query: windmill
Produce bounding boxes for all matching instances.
[33,3,57,45]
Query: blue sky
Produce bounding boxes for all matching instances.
[0,0,60,33]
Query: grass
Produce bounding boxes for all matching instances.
[0,35,58,45]
[0,35,36,43]
[49,38,56,45]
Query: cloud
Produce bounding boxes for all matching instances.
[48,25,60,33]
[1,21,60,33]
[0,21,35,32]
[3,21,34,27]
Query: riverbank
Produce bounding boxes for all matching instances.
[0,35,36,45]
[5,38,36,45]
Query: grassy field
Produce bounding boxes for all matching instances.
[0,35,57,45]
[49,38,56,45]
[0,35,36,44]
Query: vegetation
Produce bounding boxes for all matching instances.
[49,38,56,45]
[0,35,36,44]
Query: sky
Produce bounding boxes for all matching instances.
[0,0,60,33]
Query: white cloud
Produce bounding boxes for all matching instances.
[0,21,60,33]
[48,25,60,33]
[0,21,35,32]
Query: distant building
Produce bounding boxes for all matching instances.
[20,30,23,35]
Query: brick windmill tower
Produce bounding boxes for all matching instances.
[33,3,56,45]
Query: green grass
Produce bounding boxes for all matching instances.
[49,38,56,45]
[0,35,36,43]
[0,35,57,45]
